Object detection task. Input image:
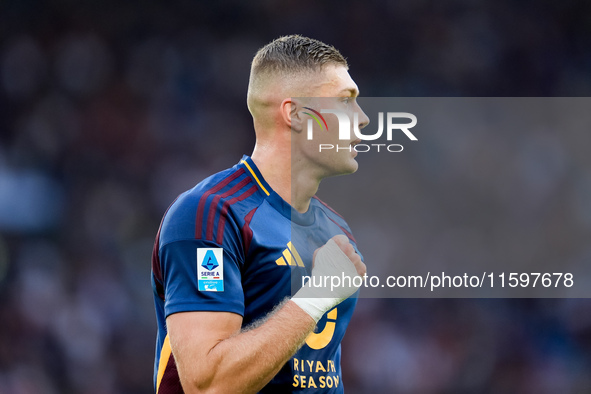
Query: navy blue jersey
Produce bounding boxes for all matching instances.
[152,156,361,393]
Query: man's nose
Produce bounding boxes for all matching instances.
[356,102,370,129]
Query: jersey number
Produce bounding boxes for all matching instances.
[305,307,337,350]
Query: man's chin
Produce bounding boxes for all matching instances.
[332,159,359,177]
[347,158,359,174]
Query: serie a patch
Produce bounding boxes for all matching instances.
[197,248,224,292]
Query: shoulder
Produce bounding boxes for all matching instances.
[311,196,357,243]
[160,164,267,246]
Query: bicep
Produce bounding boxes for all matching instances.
[166,311,244,390]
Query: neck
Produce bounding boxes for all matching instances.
[251,142,320,213]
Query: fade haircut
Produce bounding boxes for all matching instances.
[246,35,348,118]
[250,35,348,77]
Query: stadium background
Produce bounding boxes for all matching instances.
[1,0,591,392]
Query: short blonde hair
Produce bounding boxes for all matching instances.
[250,35,348,80]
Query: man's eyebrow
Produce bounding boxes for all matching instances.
[338,88,359,97]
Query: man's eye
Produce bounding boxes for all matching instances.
[342,97,351,104]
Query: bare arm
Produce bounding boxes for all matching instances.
[167,300,316,394]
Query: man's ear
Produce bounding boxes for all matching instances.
[281,98,304,133]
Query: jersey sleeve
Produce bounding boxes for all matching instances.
[159,188,244,316]
[159,238,245,318]
[156,167,260,319]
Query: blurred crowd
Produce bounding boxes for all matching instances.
[1,0,591,393]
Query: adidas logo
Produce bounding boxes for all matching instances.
[275,242,305,267]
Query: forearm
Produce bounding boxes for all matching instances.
[173,300,316,394]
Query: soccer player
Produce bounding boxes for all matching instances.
[152,35,369,393]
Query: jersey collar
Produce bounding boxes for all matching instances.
[239,155,316,226]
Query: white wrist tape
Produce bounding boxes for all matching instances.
[292,239,361,322]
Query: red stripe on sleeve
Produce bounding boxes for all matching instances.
[241,207,258,256]
[327,216,357,244]
[195,168,245,239]
[205,177,252,241]
[313,196,345,220]
[216,185,258,245]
